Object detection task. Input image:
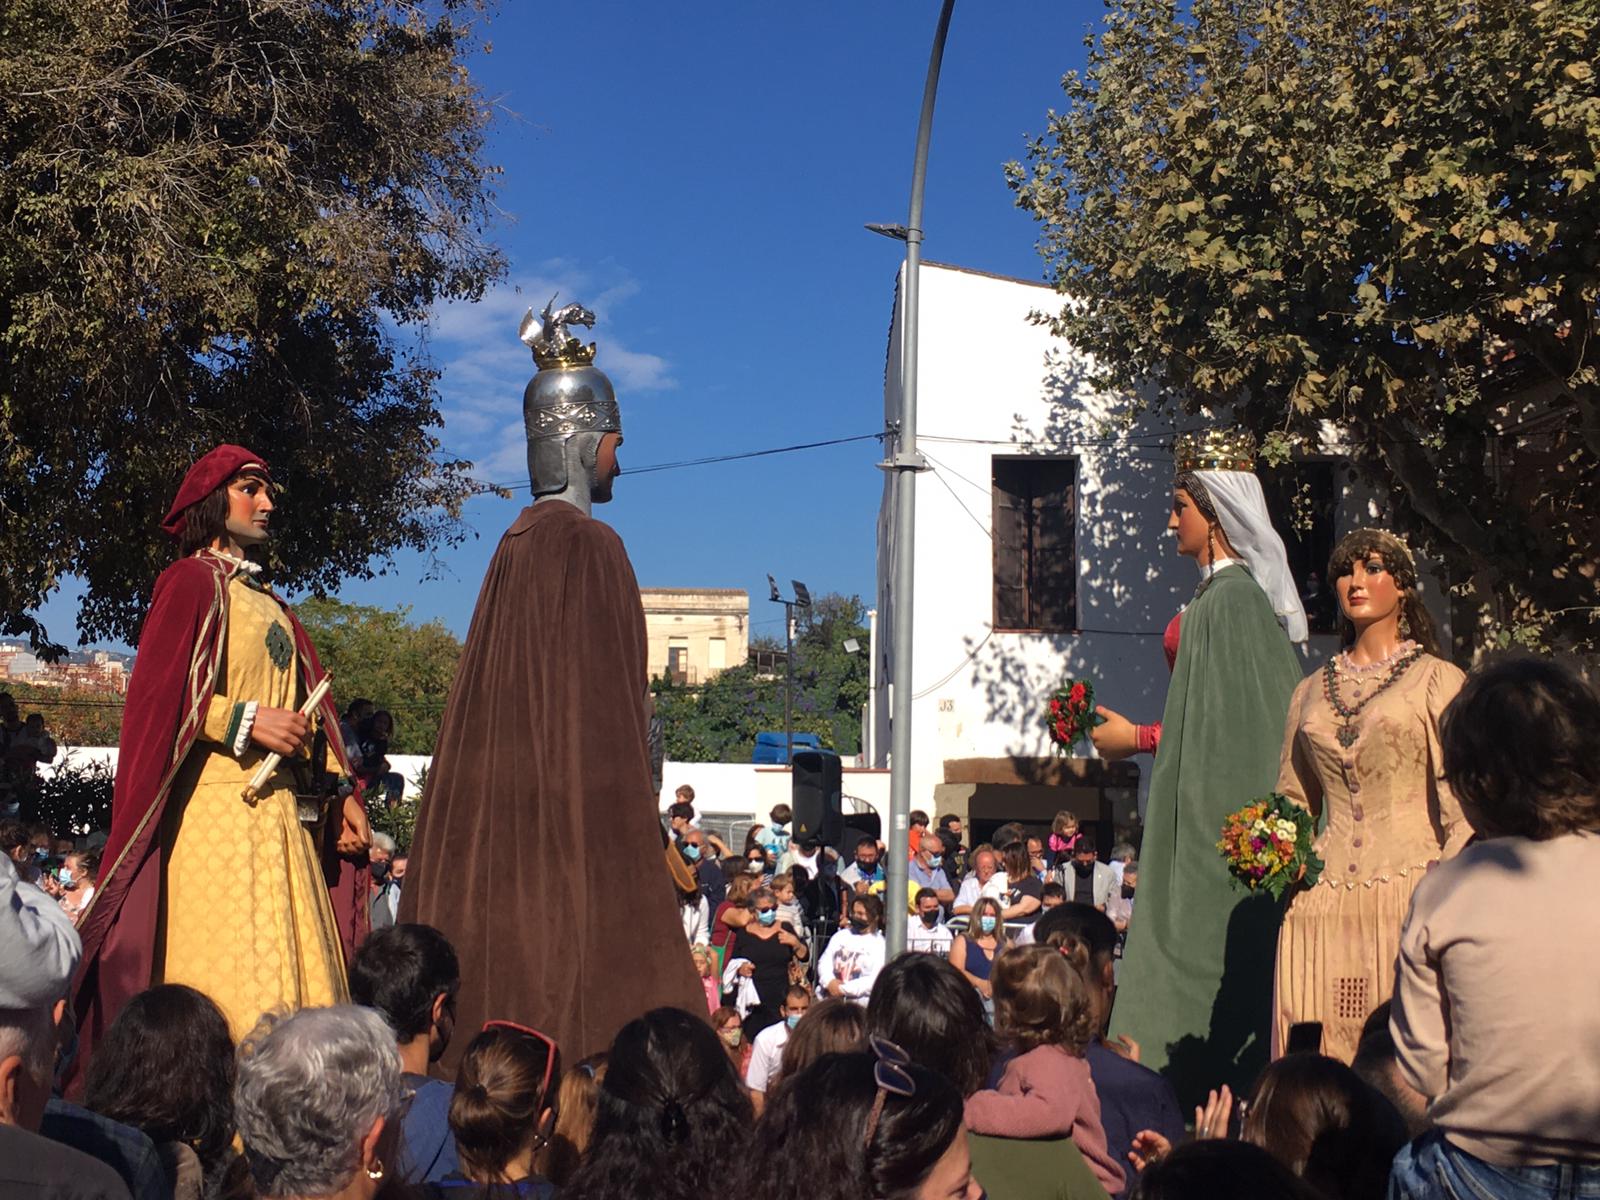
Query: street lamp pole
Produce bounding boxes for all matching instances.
[768,575,811,763]
[883,0,955,958]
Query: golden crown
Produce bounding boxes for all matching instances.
[532,337,598,370]
[1174,427,1257,473]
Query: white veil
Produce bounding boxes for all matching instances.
[1193,470,1310,644]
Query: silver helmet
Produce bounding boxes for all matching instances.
[518,297,621,499]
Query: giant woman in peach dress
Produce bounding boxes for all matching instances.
[1273,529,1468,1062]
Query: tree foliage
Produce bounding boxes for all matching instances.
[1009,0,1600,650]
[3,682,124,747]
[296,596,461,755]
[653,593,871,764]
[0,0,504,653]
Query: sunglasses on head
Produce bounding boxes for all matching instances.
[481,1020,560,1103]
[862,1035,915,1147]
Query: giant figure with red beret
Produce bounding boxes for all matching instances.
[72,446,371,1077]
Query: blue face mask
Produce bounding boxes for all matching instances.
[927,854,943,868]
[786,1014,802,1029]
[683,843,702,862]
[756,909,777,927]
[32,848,48,863]
[979,915,998,934]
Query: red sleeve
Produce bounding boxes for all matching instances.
[1136,722,1162,755]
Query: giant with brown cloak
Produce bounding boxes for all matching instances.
[400,501,704,1066]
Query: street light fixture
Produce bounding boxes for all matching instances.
[767,576,811,763]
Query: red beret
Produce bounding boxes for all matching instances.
[161,444,272,537]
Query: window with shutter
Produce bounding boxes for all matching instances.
[992,457,1077,632]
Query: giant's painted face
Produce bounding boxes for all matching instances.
[224,472,274,547]
[590,432,623,504]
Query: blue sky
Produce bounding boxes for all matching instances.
[40,1,1107,650]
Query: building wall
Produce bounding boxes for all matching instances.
[640,588,750,684]
[870,262,1442,823]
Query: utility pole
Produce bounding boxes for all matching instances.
[767,575,811,761]
[877,0,955,957]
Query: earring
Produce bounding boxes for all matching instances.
[1206,526,1216,567]
[1399,609,1412,639]
[366,1160,384,1182]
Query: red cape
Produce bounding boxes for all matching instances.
[71,553,367,1088]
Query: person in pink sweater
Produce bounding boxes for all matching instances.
[964,942,1126,1194]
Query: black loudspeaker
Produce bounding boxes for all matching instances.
[791,749,844,848]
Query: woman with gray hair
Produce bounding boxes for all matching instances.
[235,1005,408,1199]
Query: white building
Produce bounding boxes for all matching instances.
[868,262,1400,847]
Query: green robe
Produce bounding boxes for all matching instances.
[1109,564,1302,1108]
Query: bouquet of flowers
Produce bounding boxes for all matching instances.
[1216,793,1323,899]
[1045,678,1104,754]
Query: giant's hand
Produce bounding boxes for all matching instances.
[338,792,372,857]
[251,707,311,756]
[1090,705,1139,760]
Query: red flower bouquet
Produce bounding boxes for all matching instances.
[1045,678,1104,754]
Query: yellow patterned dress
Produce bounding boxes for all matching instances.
[156,572,347,1040]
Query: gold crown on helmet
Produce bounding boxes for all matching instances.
[1174,427,1257,473]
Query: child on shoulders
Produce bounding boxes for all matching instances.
[964,941,1126,1194]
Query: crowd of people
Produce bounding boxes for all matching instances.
[0,694,58,813]
[1,653,1598,1200]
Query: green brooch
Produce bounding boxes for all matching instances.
[265,622,294,671]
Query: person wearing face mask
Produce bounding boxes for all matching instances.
[55,849,100,925]
[744,985,811,1114]
[817,894,887,1006]
[368,831,398,931]
[679,828,726,906]
[348,923,462,1184]
[710,1005,751,1076]
[729,886,809,1039]
[836,838,885,925]
[1065,838,1115,913]
[907,887,954,956]
[743,848,773,885]
[950,897,1007,1007]
[908,837,956,916]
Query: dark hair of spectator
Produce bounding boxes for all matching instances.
[1073,835,1098,857]
[70,847,101,880]
[540,1053,606,1187]
[176,484,232,558]
[742,1052,963,1200]
[849,891,885,933]
[667,801,694,825]
[85,984,238,1179]
[913,887,939,907]
[935,829,961,857]
[1000,841,1032,881]
[1440,656,1600,840]
[0,818,28,856]
[347,923,460,1041]
[1241,1053,1408,1200]
[448,1024,562,1183]
[343,698,373,720]
[909,809,929,828]
[991,943,1096,1056]
[777,997,867,1085]
[854,835,878,853]
[1328,528,1441,658]
[1040,881,1066,901]
[866,954,994,1097]
[562,1008,752,1200]
[1131,1139,1323,1200]
[1033,903,1119,970]
[770,804,792,825]
[937,813,961,832]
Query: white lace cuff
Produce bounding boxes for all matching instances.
[232,701,259,757]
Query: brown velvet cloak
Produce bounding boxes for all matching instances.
[399,502,703,1065]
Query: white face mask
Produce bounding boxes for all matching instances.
[747,861,765,874]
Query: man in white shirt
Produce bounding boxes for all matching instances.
[951,847,1000,916]
[745,985,810,1115]
[906,888,953,956]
